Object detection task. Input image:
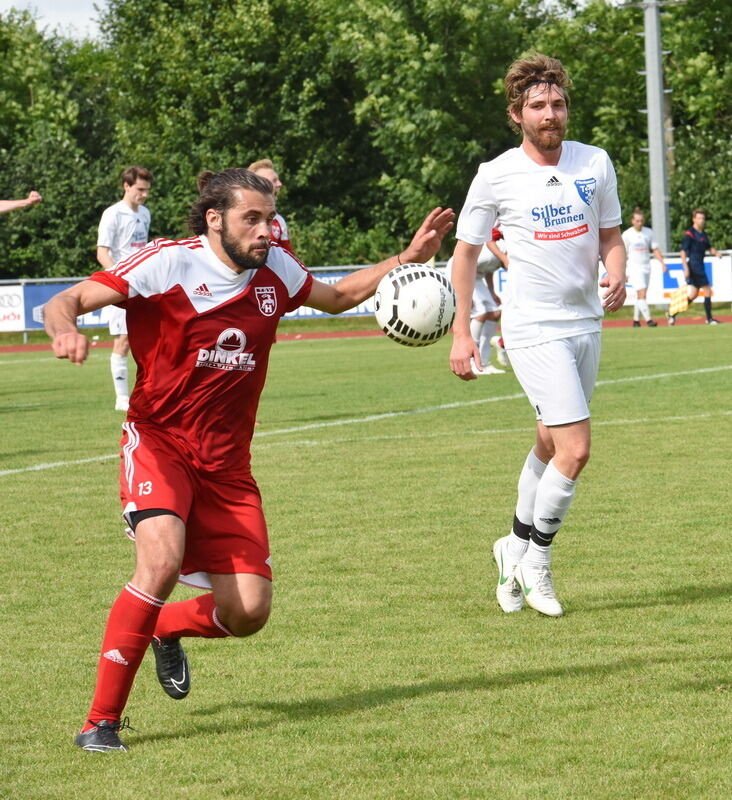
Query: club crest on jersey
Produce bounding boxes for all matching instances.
[574,178,596,206]
[196,327,256,372]
[255,286,277,316]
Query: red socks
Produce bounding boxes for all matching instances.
[154,593,233,639]
[83,583,164,730]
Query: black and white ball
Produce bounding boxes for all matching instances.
[374,263,456,347]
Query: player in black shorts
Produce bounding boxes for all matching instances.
[668,208,722,325]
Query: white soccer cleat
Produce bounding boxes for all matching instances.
[490,335,510,367]
[115,396,130,411]
[471,359,505,376]
[492,536,523,613]
[515,563,564,617]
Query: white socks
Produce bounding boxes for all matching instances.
[635,299,651,322]
[522,460,577,568]
[110,352,129,400]
[508,448,548,562]
[470,318,498,367]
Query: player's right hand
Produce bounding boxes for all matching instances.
[52,332,89,364]
[449,333,479,381]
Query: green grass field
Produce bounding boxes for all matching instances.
[1,322,731,799]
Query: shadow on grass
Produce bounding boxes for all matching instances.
[580,582,732,612]
[134,652,699,745]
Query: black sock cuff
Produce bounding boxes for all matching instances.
[530,525,557,547]
[512,515,532,540]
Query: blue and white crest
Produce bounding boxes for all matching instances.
[574,178,596,206]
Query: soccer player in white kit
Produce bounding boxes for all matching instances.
[621,208,666,327]
[449,53,626,617]
[445,228,507,374]
[97,166,153,411]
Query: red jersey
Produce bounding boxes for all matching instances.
[90,235,313,473]
[271,212,295,255]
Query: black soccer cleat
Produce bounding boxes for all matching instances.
[646,319,658,327]
[75,718,131,752]
[150,636,191,699]
[632,320,641,327]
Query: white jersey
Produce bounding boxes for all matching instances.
[456,141,621,348]
[97,200,151,264]
[621,226,658,269]
[445,242,504,278]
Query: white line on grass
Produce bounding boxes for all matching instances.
[254,409,732,448]
[255,364,732,438]
[1,364,730,476]
[0,453,117,477]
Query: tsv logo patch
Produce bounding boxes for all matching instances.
[574,178,596,206]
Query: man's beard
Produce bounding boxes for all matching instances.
[525,121,565,152]
[220,223,270,271]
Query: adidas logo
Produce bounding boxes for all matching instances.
[193,283,213,297]
[103,649,129,666]
[546,175,562,187]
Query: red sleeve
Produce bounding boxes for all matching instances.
[88,269,130,296]
[285,271,314,312]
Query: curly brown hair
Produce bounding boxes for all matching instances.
[188,168,273,235]
[504,52,572,133]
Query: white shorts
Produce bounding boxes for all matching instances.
[100,304,128,336]
[471,279,500,318]
[509,332,601,426]
[627,264,651,291]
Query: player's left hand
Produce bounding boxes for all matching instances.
[400,207,455,264]
[600,273,626,312]
[449,332,479,381]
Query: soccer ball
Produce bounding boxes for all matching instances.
[374,263,456,347]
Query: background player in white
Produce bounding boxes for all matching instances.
[445,227,507,374]
[45,168,453,752]
[248,158,296,255]
[0,190,43,214]
[449,52,626,617]
[97,166,153,410]
[621,207,666,327]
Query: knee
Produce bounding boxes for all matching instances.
[562,444,590,477]
[133,556,182,598]
[219,595,271,637]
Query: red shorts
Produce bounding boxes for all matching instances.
[119,422,272,581]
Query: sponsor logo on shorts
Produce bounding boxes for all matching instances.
[196,327,256,371]
[255,286,277,316]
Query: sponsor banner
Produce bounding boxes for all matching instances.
[2,256,729,331]
[492,255,732,307]
[622,255,732,306]
[283,272,376,319]
[0,285,25,332]
[23,283,106,330]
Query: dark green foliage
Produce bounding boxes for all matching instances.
[0,0,729,278]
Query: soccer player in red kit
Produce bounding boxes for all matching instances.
[44,168,454,752]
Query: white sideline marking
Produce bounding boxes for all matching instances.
[255,364,732,438]
[0,454,116,477]
[256,409,732,448]
[1,364,730,477]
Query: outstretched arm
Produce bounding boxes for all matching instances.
[305,207,454,314]
[45,281,127,364]
[0,191,43,214]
